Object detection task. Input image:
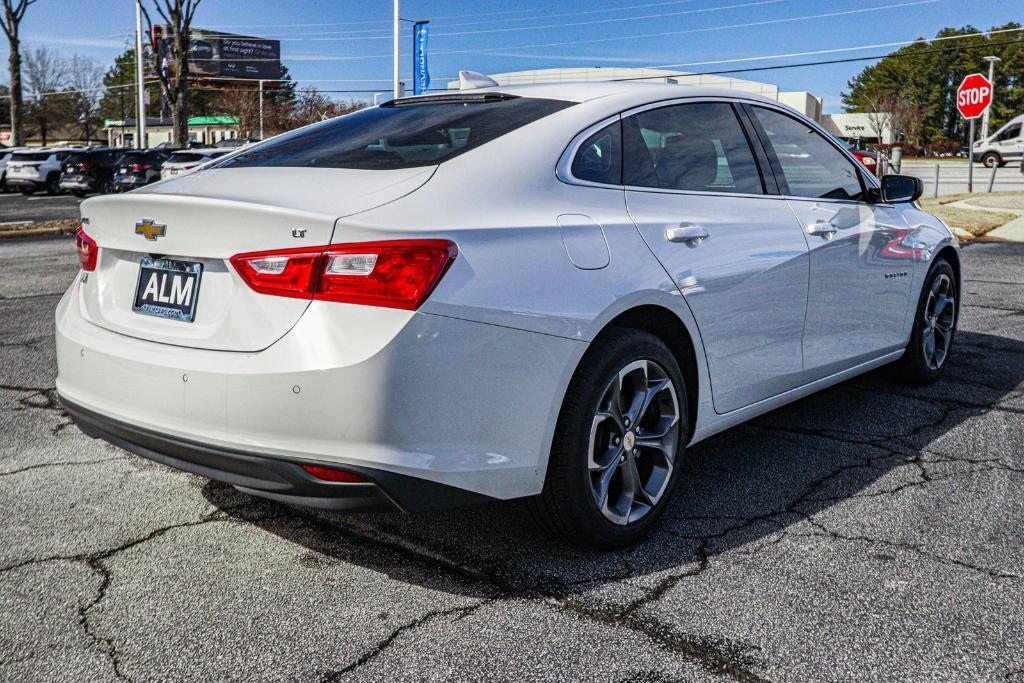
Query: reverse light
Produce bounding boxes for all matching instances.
[301,464,368,483]
[75,228,98,271]
[230,240,457,310]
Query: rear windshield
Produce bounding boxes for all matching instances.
[214,94,574,171]
[11,152,51,162]
[166,153,207,164]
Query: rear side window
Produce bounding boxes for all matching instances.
[622,102,763,194]
[571,121,621,185]
[215,95,573,171]
[750,106,864,201]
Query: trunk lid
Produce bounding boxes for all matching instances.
[77,166,434,351]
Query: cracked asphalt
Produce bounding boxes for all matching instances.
[1,235,1023,682]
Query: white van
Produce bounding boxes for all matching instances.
[973,114,1024,168]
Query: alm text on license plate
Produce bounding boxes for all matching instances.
[133,257,203,322]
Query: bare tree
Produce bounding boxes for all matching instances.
[862,92,893,147]
[23,46,66,146]
[66,54,104,144]
[0,0,38,146]
[139,0,202,146]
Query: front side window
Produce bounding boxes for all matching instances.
[216,94,574,171]
[751,106,864,201]
[997,123,1021,141]
[570,121,621,185]
[622,102,763,194]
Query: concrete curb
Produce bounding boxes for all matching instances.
[0,226,76,240]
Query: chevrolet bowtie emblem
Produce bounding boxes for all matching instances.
[135,218,166,241]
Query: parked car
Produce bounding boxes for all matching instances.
[159,148,232,180]
[0,147,28,192]
[59,148,129,196]
[835,137,878,175]
[111,149,171,192]
[972,113,1024,168]
[59,82,959,547]
[4,147,78,194]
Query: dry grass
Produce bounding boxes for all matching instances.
[918,192,1023,237]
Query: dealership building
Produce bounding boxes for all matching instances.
[103,115,242,148]
[447,68,893,144]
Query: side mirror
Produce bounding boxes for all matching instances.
[880,174,923,203]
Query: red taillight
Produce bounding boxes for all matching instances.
[129,163,152,171]
[230,246,323,300]
[79,162,93,170]
[75,228,98,271]
[301,464,368,483]
[230,240,457,310]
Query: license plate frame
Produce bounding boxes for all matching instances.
[132,257,203,323]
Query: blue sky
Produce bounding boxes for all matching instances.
[4,0,1021,112]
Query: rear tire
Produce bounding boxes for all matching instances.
[528,328,687,548]
[893,259,957,384]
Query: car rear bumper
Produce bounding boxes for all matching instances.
[61,396,492,511]
[6,177,44,189]
[55,279,583,504]
[60,176,100,191]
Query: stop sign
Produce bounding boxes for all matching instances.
[956,73,992,119]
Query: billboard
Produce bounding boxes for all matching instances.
[154,27,281,81]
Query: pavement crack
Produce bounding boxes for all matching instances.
[321,603,488,680]
[0,456,127,478]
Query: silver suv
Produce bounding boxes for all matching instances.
[4,147,80,194]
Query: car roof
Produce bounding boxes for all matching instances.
[170,147,225,155]
[430,80,783,107]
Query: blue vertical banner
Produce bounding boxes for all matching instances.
[413,21,430,95]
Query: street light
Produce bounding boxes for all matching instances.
[980,55,1001,141]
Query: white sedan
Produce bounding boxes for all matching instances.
[56,80,959,547]
[158,148,232,180]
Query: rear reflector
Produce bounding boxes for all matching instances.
[75,228,98,272]
[301,464,368,483]
[230,240,457,310]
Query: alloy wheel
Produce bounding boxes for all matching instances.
[588,359,680,525]
[921,272,956,370]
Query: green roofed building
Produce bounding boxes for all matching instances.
[103,116,242,148]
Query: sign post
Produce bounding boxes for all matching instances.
[956,73,993,193]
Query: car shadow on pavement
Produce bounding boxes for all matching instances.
[204,330,1023,604]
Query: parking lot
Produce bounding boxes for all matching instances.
[1,235,1022,682]
[0,192,85,225]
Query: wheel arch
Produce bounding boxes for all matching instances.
[934,243,962,315]
[593,304,701,442]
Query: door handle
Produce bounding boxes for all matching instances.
[666,224,709,245]
[807,221,838,238]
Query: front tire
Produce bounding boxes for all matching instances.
[894,259,957,384]
[981,153,1001,169]
[529,329,687,548]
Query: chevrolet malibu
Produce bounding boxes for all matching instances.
[57,80,960,547]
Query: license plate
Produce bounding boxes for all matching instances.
[133,257,203,322]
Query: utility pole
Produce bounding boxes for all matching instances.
[980,56,1000,141]
[393,0,400,100]
[135,0,146,148]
